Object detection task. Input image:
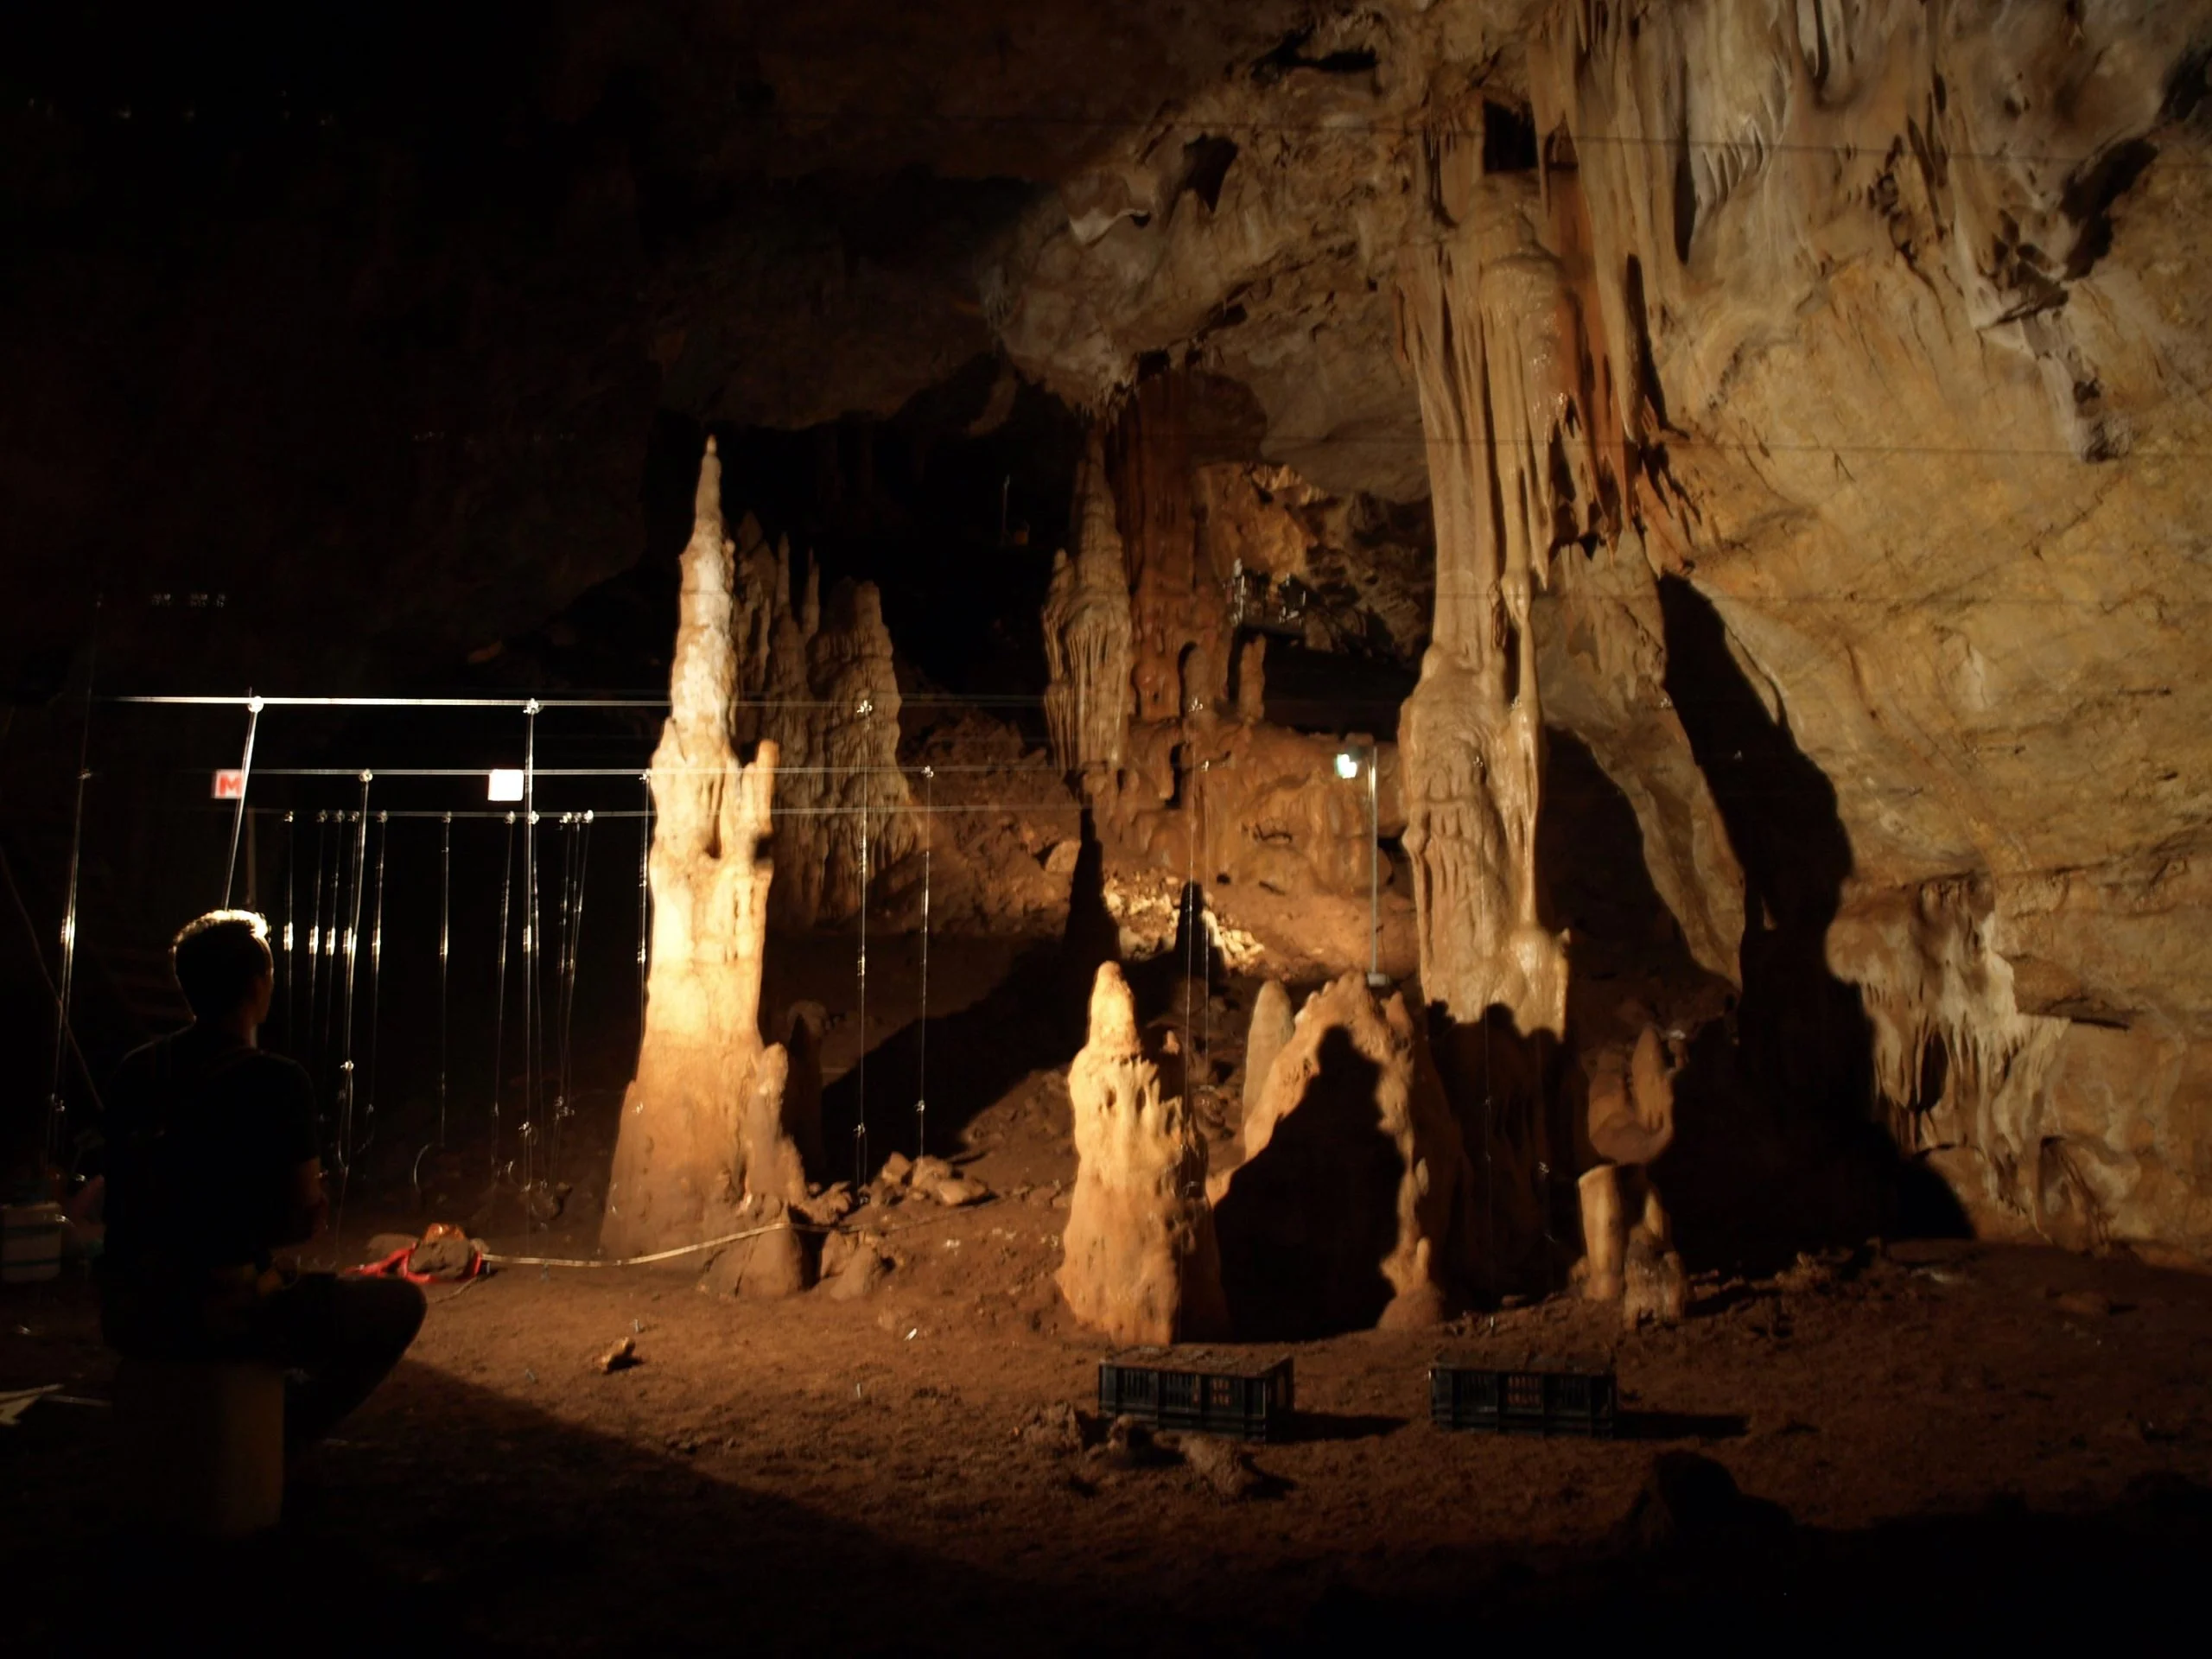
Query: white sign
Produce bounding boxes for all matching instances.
[487,769,525,803]
[211,769,247,800]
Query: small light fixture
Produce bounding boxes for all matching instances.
[1334,751,1360,780]
[487,768,524,803]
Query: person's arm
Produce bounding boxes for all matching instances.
[279,1158,328,1244]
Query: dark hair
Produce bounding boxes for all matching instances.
[172,910,273,1021]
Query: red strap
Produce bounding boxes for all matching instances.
[348,1247,435,1285]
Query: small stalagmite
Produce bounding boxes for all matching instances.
[1577,1025,1687,1323]
[1057,963,1226,1344]
[601,438,815,1274]
[1242,979,1294,1116]
[1213,974,1467,1334]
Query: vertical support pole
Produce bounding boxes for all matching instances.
[521,701,539,1227]
[1367,740,1382,985]
[220,694,263,908]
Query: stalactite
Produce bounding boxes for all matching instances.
[1040,432,1135,778]
[1394,162,1578,1039]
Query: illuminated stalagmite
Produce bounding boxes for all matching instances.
[1214,973,1466,1332]
[603,439,814,1266]
[1395,167,1577,1038]
[1576,1026,1685,1322]
[1040,434,1134,779]
[1057,963,1226,1344]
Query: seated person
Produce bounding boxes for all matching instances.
[101,910,423,1458]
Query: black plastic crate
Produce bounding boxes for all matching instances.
[1097,1348,1294,1442]
[1429,1360,1617,1437]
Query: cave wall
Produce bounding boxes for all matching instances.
[989,0,2212,1262]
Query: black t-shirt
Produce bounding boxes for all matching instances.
[103,1027,320,1280]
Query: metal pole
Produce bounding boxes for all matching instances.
[220,694,264,906]
[1367,741,1381,983]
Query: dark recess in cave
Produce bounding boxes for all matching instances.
[1653,575,1968,1262]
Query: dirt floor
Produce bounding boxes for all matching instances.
[9,995,2212,1650]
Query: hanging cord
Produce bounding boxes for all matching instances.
[490,812,516,1183]
[520,702,541,1230]
[551,810,591,1179]
[219,694,262,907]
[280,812,296,1055]
[437,812,451,1147]
[635,772,650,1037]
[915,766,931,1160]
[358,810,388,1161]
[44,592,98,1173]
[306,813,327,1092]
[853,747,869,1186]
[334,775,372,1231]
[1198,760,1211,1096]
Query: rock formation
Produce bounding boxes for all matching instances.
[1213,973,1466,1333]
[1395,164,1578,1040]
[1040,434,1135,778]
[603,438,814,1264]
[1057,963,1227,1344]
[1575,1025,1684,1318]
[1242,979,1294,1116]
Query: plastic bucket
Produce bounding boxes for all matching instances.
[2,1203,67,1283]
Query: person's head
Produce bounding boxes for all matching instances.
[172,910,275,1027]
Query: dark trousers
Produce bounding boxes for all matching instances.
[256,1273,427,1455]
[106,1269,426,1458]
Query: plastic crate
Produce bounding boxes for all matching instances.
[1428,1360,1617,1437]
[1097,1348,1295,1442]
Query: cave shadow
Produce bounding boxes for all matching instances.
[1426,1004,1567,1299]
[1282,1410,1411,1444]
[1650,576,1969,1271]
[2,1343,1287,1658]
[1616,1409,1750,1442]
[1213,1027,1400,1339]
[814,804,1117,1166]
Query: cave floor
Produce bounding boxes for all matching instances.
[8,1077,2212,1649]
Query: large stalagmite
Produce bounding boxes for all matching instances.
[1395,163,1576,1039]
[1213,973,1466,1334]
[1057,963,1226,1344]
[603,439,813,1264]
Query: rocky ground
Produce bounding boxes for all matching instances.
[7,1049,2212,1653]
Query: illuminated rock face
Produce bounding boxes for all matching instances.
[1576,1026,1683,1314]
[1057,963,1227,1344]
[1041,435,1135,779]
[1214,974,1467,1333]
[603,440,812,1261]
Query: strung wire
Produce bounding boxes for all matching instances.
[915,766,931,1160]
[853,761,869,1187]
[552,810,592,1176]
[521,704,541,1227]
[490,812,516,1182]
[304,814,323,1079]
[437,812,451,1147]
[360,810,388,1161]
[279,812,296,1054]
[335,775,372,1217]
[635,773,651,1038]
